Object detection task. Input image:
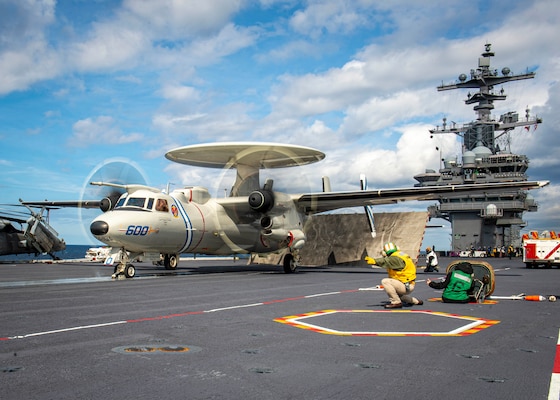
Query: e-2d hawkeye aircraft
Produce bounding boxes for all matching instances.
[26,142,548,278]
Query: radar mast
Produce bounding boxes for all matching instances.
[415,44,542,253]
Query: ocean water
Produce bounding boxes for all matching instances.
[0,244,93,261]
[0,245,248,262]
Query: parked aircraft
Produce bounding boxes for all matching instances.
[0,203,66,259]
[24,142,548,278]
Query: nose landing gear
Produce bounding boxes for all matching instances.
[111,248,136,279]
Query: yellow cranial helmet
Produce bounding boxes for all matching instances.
[382,242,398,256]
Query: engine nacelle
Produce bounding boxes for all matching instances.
[100,197,113,212]
[262,228,306,250]
[100,191,124,212]
[248,189,274,213]
[260,216,271,229]
[260,215,279,230]
[287,229,306,250]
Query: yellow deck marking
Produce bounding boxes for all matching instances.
[274,309,499,336]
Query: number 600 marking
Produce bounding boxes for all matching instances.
[126,225,149,236]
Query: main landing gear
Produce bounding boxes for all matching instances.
[154,254,179,270]
[163,254,179,270]
[283,252,300,274]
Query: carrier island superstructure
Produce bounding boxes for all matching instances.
[414,44,542,252]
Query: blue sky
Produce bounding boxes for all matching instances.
[1,0,559,249]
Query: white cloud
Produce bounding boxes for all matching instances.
[270,60,370,117]
[524,183,560,232]
[159,84,200,101]
[69,23,148,71]
[0,0,253,93]
[68,116,144,147]
[0,0,55,51]
[67,1,254,73]
[123,0,244,38]
[0,38,60,94]
[0,0,59,93]
[179,23,258,65]
[340,88,435,137]
[289,0,372,38]
[256,40,319,63]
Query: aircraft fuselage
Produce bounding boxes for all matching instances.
[89,187,297,256]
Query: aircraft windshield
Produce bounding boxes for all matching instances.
[115,197,126,208]
[114,196,158,211]
[126,197,146,208]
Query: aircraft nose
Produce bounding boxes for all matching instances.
[90,220,109,236]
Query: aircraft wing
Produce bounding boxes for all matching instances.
[295,180,549,214]
[20,200,101,209]
[21,183,162,210]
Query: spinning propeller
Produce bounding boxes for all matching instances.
[20,158,148,241]
[77,158,148,239]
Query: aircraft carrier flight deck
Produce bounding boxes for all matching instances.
[1,257,559,400]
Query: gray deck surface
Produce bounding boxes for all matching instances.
[1,257,559,399]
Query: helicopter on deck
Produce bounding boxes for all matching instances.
[0,202,66,259]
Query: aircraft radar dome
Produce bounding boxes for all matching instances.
[459,73,467,82]
[502,67,511,76]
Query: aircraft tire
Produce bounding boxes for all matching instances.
[124,264,136,278]
[283,254,297,274]
[164,254,178,270]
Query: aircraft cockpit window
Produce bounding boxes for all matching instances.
[155,198,169,212]
[147,198,154,210]
[115,197,126,208]
[126,197,146,208]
